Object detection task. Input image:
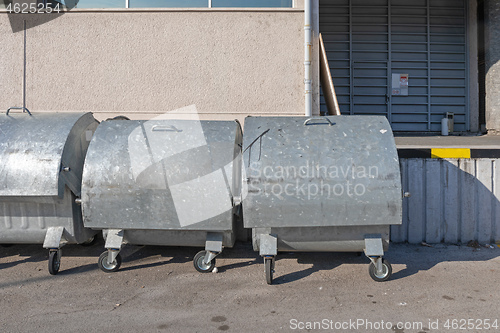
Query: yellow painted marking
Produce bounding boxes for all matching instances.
[431,148,471,159]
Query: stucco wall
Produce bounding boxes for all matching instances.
[0,10,307,122]
[485,0,500,134]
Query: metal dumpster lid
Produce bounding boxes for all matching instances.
[0,112,94,198]
[242,116,402,228]
[82,119,242,230]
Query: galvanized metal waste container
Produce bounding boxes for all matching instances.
[0,110,99,275]
[242,116,402,284]
[81,119,242,273]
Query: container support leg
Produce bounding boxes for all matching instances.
[259,234,277,257]
[43,226,66,250]
[104,229,124,265]
[204,232,223,265]
[259,234,277,285]
[364,235,384,257]
[364,235,385,276]
[367,256,383,275]
[43,227,66,275]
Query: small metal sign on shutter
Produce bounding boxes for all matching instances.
[319,0,468,132]
[392,73,409,96]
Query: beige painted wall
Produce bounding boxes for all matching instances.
[0,9,312,122]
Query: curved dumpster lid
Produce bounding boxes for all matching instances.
[242,116,402,227]
[82,119,242,230]
[0,112,95,198]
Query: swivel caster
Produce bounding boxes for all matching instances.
[264,256,275,285]
[98,251,122,273]
[368,258,392,282]
[193,250,216,273]
[48,250,61,275]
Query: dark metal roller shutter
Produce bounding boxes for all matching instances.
[319,0,468,132]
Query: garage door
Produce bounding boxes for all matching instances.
[320,0,468,132]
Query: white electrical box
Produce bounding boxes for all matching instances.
[392,73,409,96]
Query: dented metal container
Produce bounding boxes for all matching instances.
[0,111,99,274]
[81,119,242,273]
[242,116,402,284]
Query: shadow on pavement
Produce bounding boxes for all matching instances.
[267,243,500,284]
[2,238,498,285]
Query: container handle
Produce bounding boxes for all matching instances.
[304,117,334,126]
[151,125,182,132]
[6,107,32,116]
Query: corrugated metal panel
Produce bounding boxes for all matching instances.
[392,158,500,244]
[319,0,469,132]
[478,0,486,127]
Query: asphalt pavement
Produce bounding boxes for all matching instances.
[1,238,499,333]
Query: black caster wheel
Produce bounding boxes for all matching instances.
[265,257,274,285]
[193,251,215,273]
[48,250,61,275]
[368,258,392,282]
[98,251,122,273]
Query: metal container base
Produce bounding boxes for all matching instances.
[0,187,97,245]
[96,228,236,274]
[252,225,394,285]
[107,229,236,248]
[252,225,390,253]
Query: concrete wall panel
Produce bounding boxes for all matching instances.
[425,160,442,243]
[494,160,500,241]
[443,160,459,243]
[391,159,408,242]
[406,159,426,244]
[477,159,493,243]
[460,159,477,242]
